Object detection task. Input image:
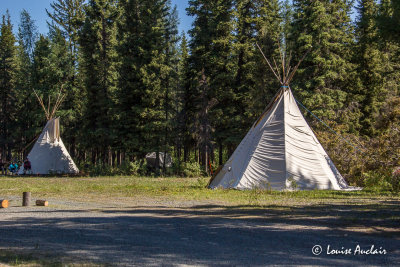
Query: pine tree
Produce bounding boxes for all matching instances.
[14,10,39,155]
[117,0,171,167]
[0,12,17,160]
[46,0,85,60]
[377,0,400,43]
[289,0,357,129]
[235,0,283,124]
[187,0,235,169]
[47,0,86,158]
[79,0,119,164]
[355,0,386,136]
[161,1,180,172]
[374,0,400,134]
[18,10,38,61]
[32,35,52,95]
[174,32,189,164]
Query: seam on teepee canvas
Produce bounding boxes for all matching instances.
[283,87,288,186]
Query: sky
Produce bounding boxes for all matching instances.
[0,0,193,35]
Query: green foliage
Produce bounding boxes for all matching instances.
[361,168,400,193]
[290,0,358,129]
[181,162,203,177]
[79,0,119,159]
[363,170,392,191]
[287,177,299,191]
[117,0,174,160]
[2,0,400,184]
[0,11,17,160]
[82,160,149,177]
[355,0,388,136]
[391,169,400,193]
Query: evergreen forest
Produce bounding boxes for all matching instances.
[0,0,399,187]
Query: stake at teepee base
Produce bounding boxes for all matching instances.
[18,88,79,175]
[208,43,359,191]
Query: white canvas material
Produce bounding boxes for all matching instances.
[209,87,352,190]
[18,118,79,175]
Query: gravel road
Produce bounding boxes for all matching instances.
[0,196,399,266]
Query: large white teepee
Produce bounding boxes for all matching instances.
[18,89,79,175]
[208,44,355,190]
[18,118,79,175]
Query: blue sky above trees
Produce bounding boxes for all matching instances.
[0,0,193,35]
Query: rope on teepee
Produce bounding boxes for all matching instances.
[294,97,365,154]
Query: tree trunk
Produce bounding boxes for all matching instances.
[155,150,160,176]
[117,150,121,166]
[184,144,189,162]
[204,147,208,174]
[219,142,223,166]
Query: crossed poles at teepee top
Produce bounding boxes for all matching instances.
[256,42,311,87]
[33,85,66,121]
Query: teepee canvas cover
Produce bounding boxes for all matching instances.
[18,118,79,175]
[209,87,349,190]
[208,44,354,190]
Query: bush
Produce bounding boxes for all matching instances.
[120,161,140,176]
[79,160,149,177]
[391,167,400,193]
[362,170,392,191]
[182,162,203,177]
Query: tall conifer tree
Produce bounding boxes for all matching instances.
[79,0,119,163]
[355,0,386,135]
[290,0,357,128]
[15,10,39,155]
[0,12,17,160]
[47,0,86,157]
[117,0,171,167]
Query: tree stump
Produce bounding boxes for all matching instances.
[0,200,9,208]
[22,192,31,206]
[35,200,48,206]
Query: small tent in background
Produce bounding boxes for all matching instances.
[146,152,172,169]
[18,90,79,175]
[208,44,358,191]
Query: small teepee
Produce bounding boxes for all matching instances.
[208,44,355,190]
[18,89,79,175]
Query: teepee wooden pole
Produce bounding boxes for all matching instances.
[256,43,283,85]
[272,57,282,83]
[47,95,51,119]
[285,66,292,85]
[285,50,292,83]
[286,47,312,84]
[50,85,65,119]
[33,89,49,120]
[51,93,66,119]
[277,41,286,83]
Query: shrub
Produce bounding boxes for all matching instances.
[362,170,392,191]
[391,167,400,193]
[182,162,203,177]
[120,161,140,176]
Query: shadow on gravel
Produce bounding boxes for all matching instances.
[0,202,399,266]
[103,202,400,235]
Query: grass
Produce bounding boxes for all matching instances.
[0,175,399,206]
[0,249,104,266]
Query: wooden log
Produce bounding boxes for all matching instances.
[22,192,31,206]
[35,200,48,207]
[0,200,9,208]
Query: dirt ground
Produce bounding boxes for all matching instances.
[0,196,399,266]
